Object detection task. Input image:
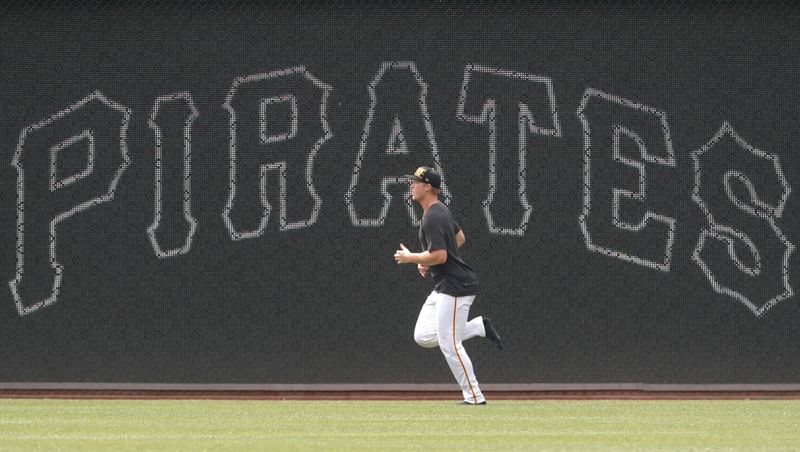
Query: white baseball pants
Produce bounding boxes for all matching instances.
[414,290,486,404]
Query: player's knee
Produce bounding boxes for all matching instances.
[414,331,438,348]
[436,334,455,353]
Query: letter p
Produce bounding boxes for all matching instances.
[9,91,130,315]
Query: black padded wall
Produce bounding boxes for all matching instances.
[1,1,799,384]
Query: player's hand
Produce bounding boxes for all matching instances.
[417,264,429,278]
[394,243,413,264]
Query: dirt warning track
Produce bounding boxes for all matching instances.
[2,389,800,400]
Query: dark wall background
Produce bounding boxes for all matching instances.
[1,1,799,384]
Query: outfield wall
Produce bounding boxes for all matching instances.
[1,1,800,386]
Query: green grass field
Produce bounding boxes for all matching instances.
[1,399,798,450]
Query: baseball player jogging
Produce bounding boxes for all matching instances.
[394,166,504,405]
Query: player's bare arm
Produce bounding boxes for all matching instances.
[394,244,447,265]
[456,230,465,248]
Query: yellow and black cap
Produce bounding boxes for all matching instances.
[405,166,441,189]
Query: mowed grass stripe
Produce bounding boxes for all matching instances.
[0,400,797,450]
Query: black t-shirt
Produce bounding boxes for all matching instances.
[418,203,480,296]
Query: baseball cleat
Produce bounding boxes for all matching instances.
[460,401,487,405]
[483,317,504,350]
